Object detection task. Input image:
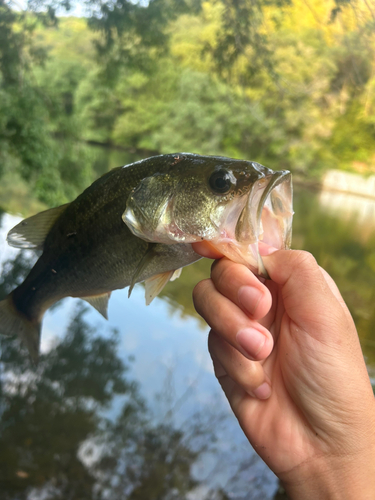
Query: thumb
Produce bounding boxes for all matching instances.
[262,249,352,342]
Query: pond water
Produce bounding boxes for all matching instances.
[0,158,375,500]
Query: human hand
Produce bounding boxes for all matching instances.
[192,244,375,499]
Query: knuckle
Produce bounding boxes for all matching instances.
[239,362,264,391]
[192,279,213,314]
[210,258,221,275]
[217,265,233,291]
[193,278,211,299]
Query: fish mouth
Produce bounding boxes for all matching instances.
[212,170,293,278]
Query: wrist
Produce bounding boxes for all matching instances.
[282,450,375,500]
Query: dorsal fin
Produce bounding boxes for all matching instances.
[81,292,111,319]
[7,204,69,250]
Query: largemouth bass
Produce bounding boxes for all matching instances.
[0,153,293,361]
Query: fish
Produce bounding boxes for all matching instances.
[0,153,293,361]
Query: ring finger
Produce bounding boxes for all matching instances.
[209,331,272,400]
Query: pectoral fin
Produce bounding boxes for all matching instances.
[128,246,183,304]
[144,267,183,305]
[81,292,111,319]
[128,244,157,299]
[7,204,69,250]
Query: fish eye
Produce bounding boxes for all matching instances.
[209,169,233,194]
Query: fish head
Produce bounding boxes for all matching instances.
[123,154,293,276]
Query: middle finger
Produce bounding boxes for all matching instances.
[193,278,274,361]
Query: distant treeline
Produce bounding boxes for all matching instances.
[0,0,374,205]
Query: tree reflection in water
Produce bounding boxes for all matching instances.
[1,306,214,499]
[0,307,277,499]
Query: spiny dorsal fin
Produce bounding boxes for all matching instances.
[144,270,175,305]
[81,292,111,319]
[7,204,69,250]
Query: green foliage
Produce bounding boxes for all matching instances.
[75,67,123,143]
[0,6,96,207]
[0,0,374,211]
[330,99,375,166]
[203,0,290,81]
[68,0,375,177]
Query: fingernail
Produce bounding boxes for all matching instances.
[238,286,262,316]
[236,328,266,359]
[253,382,271,400]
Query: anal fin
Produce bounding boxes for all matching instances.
[81,292,111,319]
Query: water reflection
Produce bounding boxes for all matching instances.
[0,307,130,499]
[0,305,276,500]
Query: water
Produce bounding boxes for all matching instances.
[0,164,374,500]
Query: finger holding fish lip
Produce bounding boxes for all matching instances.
[192,240,224,260]
[193,278,273,362]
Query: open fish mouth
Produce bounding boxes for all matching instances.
[211,170,293,278]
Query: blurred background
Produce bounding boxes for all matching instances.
[0,0,374,498]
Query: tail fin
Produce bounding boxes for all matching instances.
[0,296,41,363]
